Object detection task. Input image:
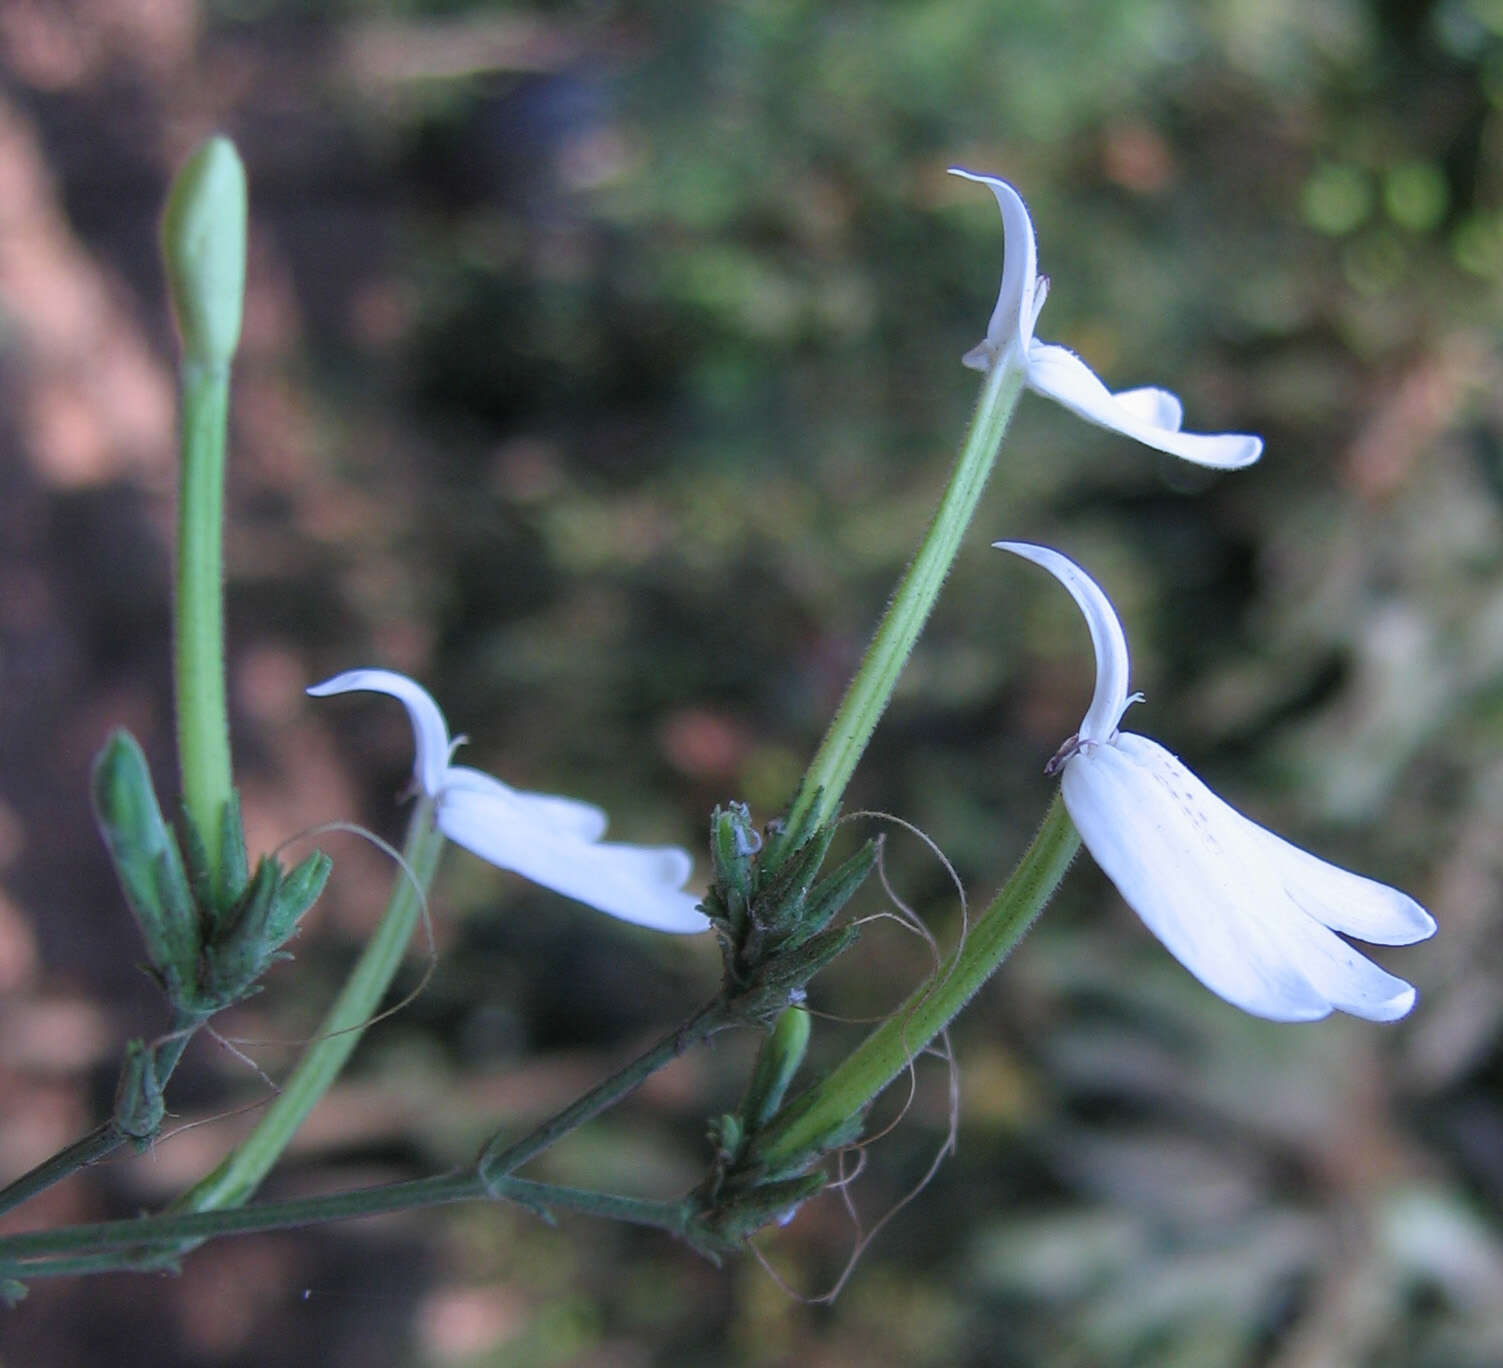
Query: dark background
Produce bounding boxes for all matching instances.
[0,0,1498,1363]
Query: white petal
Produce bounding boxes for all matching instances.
[1027,343,1263,469]
[1260,843,1435,945]
[1250,893,1416,1021]
[993,542,1132,745]
[1063,741,1329,1021]
[1065,736,1423,1023]
[445,765,610,841]
[949,168,1040,370]
[308,668,451,797]
[1109,386,1182,429]
[437,786,710,934]
[1110,736,1436,948]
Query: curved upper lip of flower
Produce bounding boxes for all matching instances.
[951,169,1263,471]
[995,541,1436,1023]
[307,669,710,934]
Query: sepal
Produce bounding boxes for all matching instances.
[213,791,251,925]
[785,841,879,949]
[179,790,253,932]
[735,925,861,1022]
[200,851,331,1008]
[274,851,334,939]
[685,1173,828,1259]
[754,821,837,941]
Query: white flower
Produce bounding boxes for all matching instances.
[308,669,710,934]
[995,542,1435,1022]
[952,169,1263,470]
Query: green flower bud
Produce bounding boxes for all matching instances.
[113,1038,166,1149]
[708,1112,743,1165]
[91,730,200,1001]
[161,136,247,369]
[707,803,759,933]
[740,1006,811,1134]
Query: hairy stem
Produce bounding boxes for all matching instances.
[0,1171,689,1280]
[478,997,735,1179]
[173,361,234,878]
[774,360,1024,855]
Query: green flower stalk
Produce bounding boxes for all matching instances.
[775,356,1024,855]
[163,135,247,882]
[741,147,1274,1158]
[776,169,1262,858]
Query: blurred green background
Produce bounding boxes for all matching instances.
[0,0,1499,1363]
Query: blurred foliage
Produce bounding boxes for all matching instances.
[1,0,1502,1364]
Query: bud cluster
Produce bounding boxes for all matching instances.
[92,730,330,1021]
[686,1007,853,1257]
[700,801,877,1022]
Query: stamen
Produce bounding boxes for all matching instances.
[1045,732,1082,776]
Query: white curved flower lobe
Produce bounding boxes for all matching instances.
[995,543,1435,1022]
[309,669,710,934]
[952,169,1263,470]
[309,667,453,797]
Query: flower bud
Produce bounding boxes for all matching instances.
[91,730,201,1002]
[739,1006,811,1134]
[161,136,247,369]
[113,1038,166,1149]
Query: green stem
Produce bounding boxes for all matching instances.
[0,1010,203,1217]
[171,798,445,1215]
[174,360,234,878]
[0,985,735,1274]
[775,360,1025,854]
[0,1171,689,1278]
[0,1126,122,1219]
[0,808,732,1275]
[478,997,734,1178]
[753,792,1080,1167]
